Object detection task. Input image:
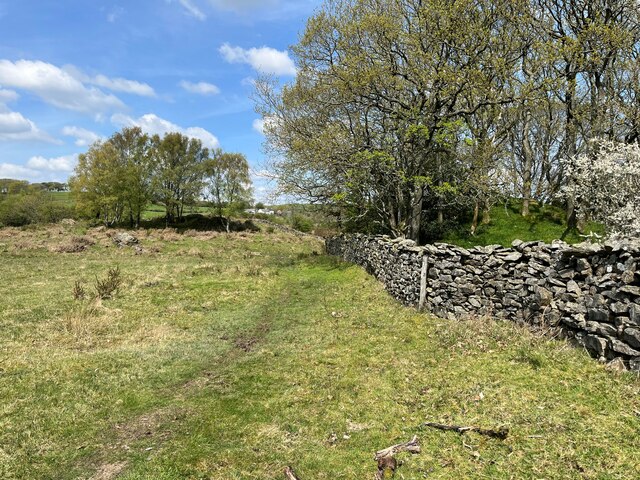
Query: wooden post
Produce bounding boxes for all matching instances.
[418,255,428,312]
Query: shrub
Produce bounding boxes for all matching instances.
[94,267,122,300]
[0,194,42,226]
[73,281,86,300]
[291,215,313,233]
[0,192,74,226]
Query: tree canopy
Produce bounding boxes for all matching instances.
[257,0,640,242]
[204,150,252,230]
[70,128,253,226]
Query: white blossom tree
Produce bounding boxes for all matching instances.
[561,140,640,237]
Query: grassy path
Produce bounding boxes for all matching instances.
[0,225,639,479]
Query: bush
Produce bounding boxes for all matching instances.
[0,192,74,227]
[291,215,313,233]
[0,194,41,226]
[94,266,122,300]
[73,281,86,300]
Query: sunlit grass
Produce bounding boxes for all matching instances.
[0,223,637,479]
[443,199,605,247]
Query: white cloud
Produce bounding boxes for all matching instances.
[62,126,102,147]
[0,156,77,182]
[0,111,57,143]
[0,59,124,114]
[0,88,19,104]
[179,80,220,96]
[252,118,265,134]
[174,0,206,20]
[0,112,32,134]
[107,6,125,23]
[220,43,297,76]
[209,0,278,13]
[0,163,35,179]
[63,65,156,98]
[91,74,156,97]
[249,168,279,203]
[252,116,278,136]
[111,113,220,149]
[27,154,78,172]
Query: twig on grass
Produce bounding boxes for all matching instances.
[284,466,300,480]
[422,422,509,440]
[374,435,421,479]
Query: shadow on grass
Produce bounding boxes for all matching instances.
[139,214,260,233]
[297,251,352,271]
[262,250,352,272]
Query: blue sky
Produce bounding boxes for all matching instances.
[0,0,320,200]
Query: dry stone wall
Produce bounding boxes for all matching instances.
[326,234,640,370]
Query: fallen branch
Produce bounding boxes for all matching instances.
[374,435,421,460]
[284,466,300,480]
[422,422,509,440]
[374,435,420,479]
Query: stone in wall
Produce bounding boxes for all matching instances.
[326,234,640,371]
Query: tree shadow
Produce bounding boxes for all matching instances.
[140,214,260,233]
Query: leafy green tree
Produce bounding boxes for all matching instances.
[70,140,127,226]
[257,0,528,241]
[204,150,253,231]
[0,179,30,195]
[0,190,71,226]
[70,127,154,227]
[110,127,154,227]
[531,0,639,227]
[151,132,209,224]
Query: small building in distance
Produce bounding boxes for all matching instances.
[245,208,276,215]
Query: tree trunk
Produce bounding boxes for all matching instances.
[481,202,491,225]
[565,69,578,231]
[388,200,398,236]
[409,184,423,243]
[470,200,480,235]
[521,53,534,217]
[521,107,533,217]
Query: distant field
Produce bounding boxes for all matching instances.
[141,203,212,220]
[0,223,638,479]
[41,193,211,221]
[48,191,74,205]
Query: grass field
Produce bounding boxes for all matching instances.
[42,193,210,221]
[444,200,605,247]
[1,224,638,479]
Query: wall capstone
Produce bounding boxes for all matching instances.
[326,234,640,370]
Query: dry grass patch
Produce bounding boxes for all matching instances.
[52,300,125,350]
[89,462,128,480]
